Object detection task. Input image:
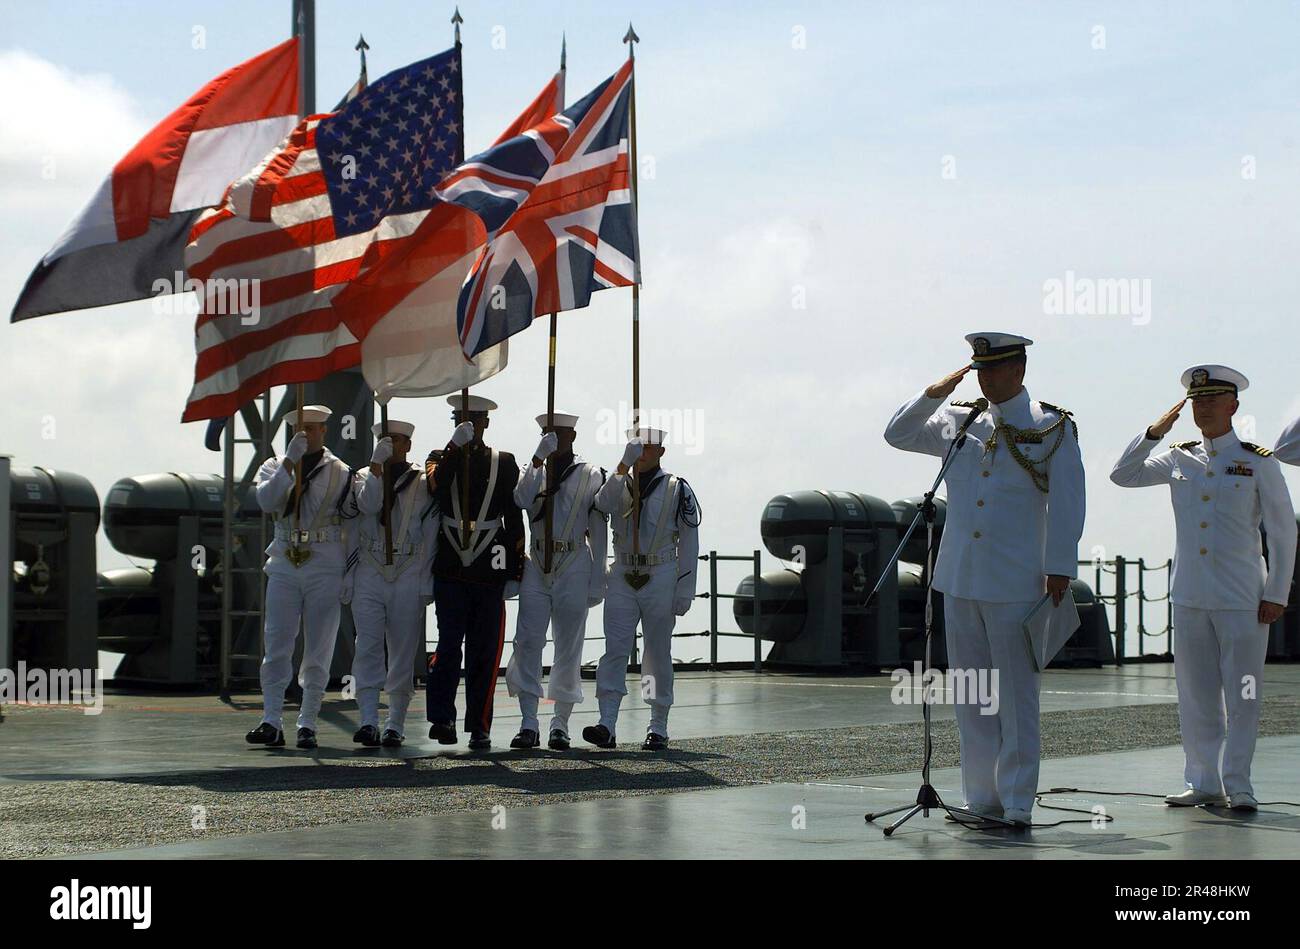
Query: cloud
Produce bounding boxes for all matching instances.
[0,49,145,225]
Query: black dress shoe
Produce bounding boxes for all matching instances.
[428,721,458,744]
[548,729,571,750]
[510,728,540,749]
[641,732,668,751]
[245,723,285,746]
[468,732,492,750]
[353,724,381,747]
[582,724,616,749]
[380,729,403,748]
[296,727,318,749]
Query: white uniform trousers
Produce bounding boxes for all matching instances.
[261,567,343,731]
[351,564,426,736]
[943,595,1041,813]
[1171,606,1268,796]
[595,563,677,738]
[506,554,592,733]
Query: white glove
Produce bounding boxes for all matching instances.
[371,436,393,466]
[286,431,308,463]
[534,432,558,462]
[673,595,693,617]
[451,421,475,447]
[621,439,643,469]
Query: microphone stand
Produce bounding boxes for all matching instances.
[863,402,1013,835]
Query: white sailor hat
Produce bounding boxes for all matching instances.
[446,394,498,414]
[1181,364,1248,399]
[535,412,579,429]
[965,332,1033,370]
[371,420,415,438]
[628,426,667,446]
[285,404,332,426]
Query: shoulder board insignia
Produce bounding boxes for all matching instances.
[951,400,983,409]
[1241,442,1273,457]
[1172,440,1201,450]
[1038,401,1072,417]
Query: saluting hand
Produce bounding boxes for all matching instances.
[925,366,970,400]
[1147,399,1186,440]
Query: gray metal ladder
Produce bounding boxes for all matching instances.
[219,391,282,697]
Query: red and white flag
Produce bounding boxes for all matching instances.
[10,38,300,322]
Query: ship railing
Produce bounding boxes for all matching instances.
[1080,556,1173,664]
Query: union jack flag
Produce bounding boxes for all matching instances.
[448,59,637,357]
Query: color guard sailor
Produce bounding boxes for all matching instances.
[350,419,436,748]
[505,412,608,750]
[585,426,701,751]
[884,333,1086,827]
[1111,365,1295,811]
[245,405,361,749]
[424,395,525,750]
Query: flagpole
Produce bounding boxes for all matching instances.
[289,0,313,563]
[624,23,643,581]
[542,36,566,575]
[452,6,473,551]
[379,397,394,564]
[292,383,305,554]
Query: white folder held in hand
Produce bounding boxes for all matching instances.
[1021,592,1081,672]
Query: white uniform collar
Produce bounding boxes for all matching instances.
[1202,428,1240,455]
[988,386,1031,421]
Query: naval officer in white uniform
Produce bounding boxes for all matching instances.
[1271,412,1300,466]
[350,419,436,748]
[585,426,700,751]
[505,412,608,750]
[1111,365,1295,811]
[246,405,361,749]
[884,333,1086,827]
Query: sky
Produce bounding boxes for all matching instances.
[1,1,1299,663]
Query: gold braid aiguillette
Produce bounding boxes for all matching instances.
[983,412,1075,493]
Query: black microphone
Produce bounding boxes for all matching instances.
[954,397,989,447]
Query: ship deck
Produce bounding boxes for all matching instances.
[1,663,1297,859]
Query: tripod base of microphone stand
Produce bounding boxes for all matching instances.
[864,783,1016,836]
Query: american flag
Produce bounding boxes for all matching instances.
[452,59,637,358]
[181,47,463,423]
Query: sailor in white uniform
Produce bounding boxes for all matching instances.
[246,405,361,749]
[884,333,1086,827]
[1111,365,1295,812]
[585,426,701,751]
[349,419,436,748]
[505,412,608,750]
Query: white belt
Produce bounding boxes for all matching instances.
[367,539,424,556]
[441,515,504,534]
[616,550,677,567]
[275,525,344,544]
[533,538,578,554]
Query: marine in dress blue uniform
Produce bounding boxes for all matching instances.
[423,395,525,750]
